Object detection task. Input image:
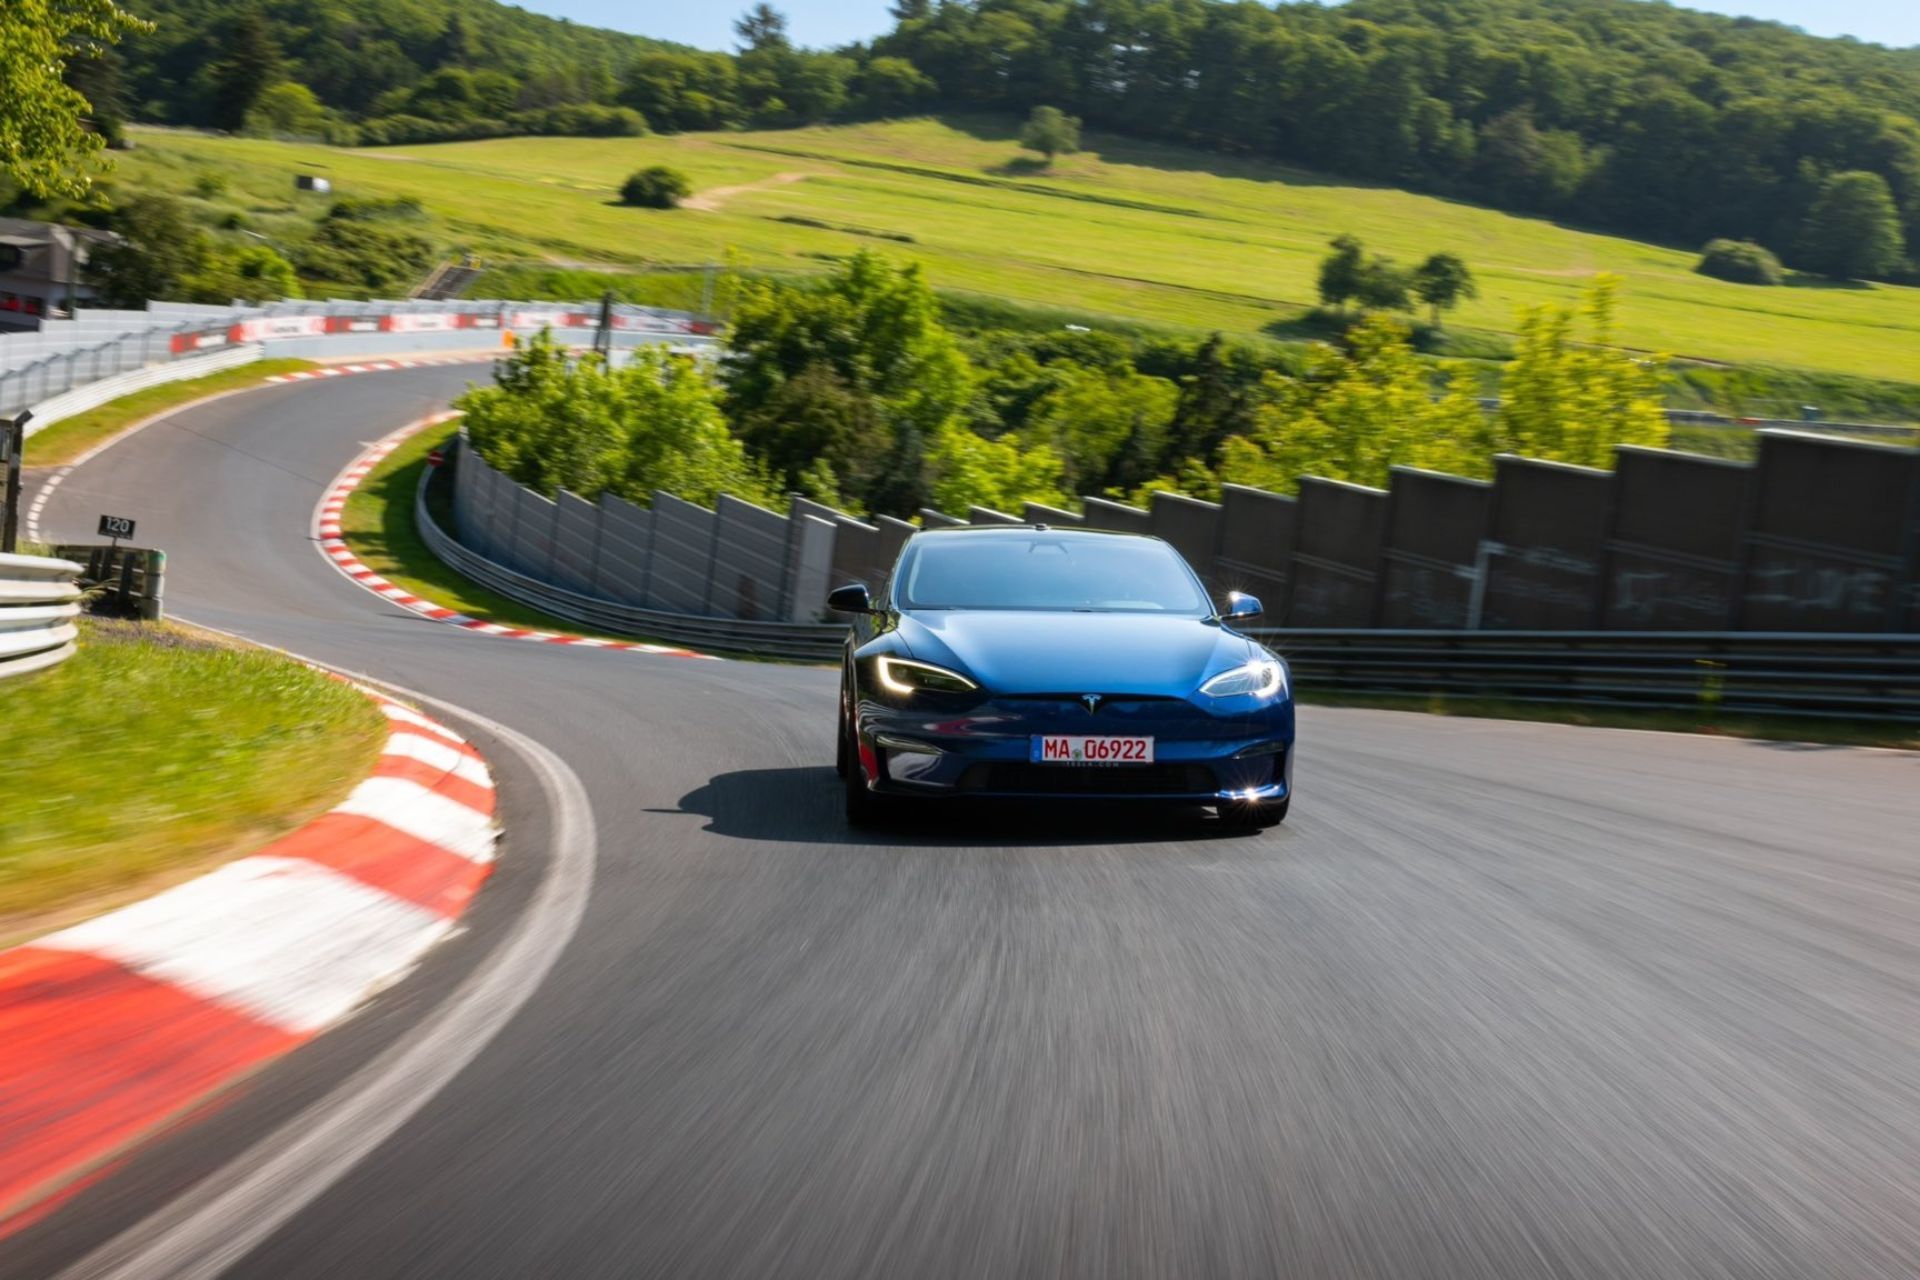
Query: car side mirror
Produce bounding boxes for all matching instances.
[827,583,874,614]
[1221,591,1263,621]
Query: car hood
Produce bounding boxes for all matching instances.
[899,610,1251,696]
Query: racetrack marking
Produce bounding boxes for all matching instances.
[311,414,721,661]
[54,677,598,1280]
[0,688,498,1236]
[260,353,493,385]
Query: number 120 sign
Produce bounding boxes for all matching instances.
[98,513,136,540]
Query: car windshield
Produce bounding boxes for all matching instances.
[898,534,1210,613]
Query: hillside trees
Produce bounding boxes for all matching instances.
[1796,171,1907,282]
[1,0,147,198]
[459,331,770,509]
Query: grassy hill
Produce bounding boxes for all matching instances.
[114,116,1920,384]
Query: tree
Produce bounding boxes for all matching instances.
[193,243,302,304]
[927,422,1066,514]
[85,194,211,306]
[459,331,771,510]
[0,0,146,197]
[1796,170,1906,281]
[1353,258,1412,312]
[243,82,332,138]
[1020,106,1081,164]
[620,166,693,208]
[209,8,283,132]
[1494,276,1669,467]
[857,56,936,117]
[1316,235,1366,311]
[1218,316,1487,493]
[734,5,789,53]
[723,250,975,513]
[1411,252,1477,327]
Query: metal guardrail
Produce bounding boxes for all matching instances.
[0,551,82,679]
[1253,628,1920,723]
[415,471,846,661]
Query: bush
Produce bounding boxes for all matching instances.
[619,165,692,209]
[297,203,436,295]
[1696,238,1785,286]
[512,104,647,137]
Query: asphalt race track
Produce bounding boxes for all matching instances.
[12,368,1920,1279]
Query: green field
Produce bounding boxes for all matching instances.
[0,619,385,940]
[117,116,1920,384]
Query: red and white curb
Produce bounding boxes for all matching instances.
[315,416,719,660]
[0,687,497,1233]
[265,353,496,384]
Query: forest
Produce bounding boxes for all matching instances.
[74,0,1920,281]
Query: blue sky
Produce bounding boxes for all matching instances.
[533,1,1919,51]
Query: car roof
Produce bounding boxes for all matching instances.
[909,523,1155,540]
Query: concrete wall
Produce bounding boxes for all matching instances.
[449,432,1920,637]
[1480,457,1611,630]
[1214,485,1295,622]
[1377,468,1492,630]
[1738,432,1920,632]
[1601,448,1748,630]
[1287,478,1387,627]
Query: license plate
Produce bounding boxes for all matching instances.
[1031,735,1154,765]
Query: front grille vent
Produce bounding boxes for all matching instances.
[957,763,1216,796]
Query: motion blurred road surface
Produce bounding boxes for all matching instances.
[13,368,1920,1278]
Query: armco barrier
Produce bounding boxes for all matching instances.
[22,344,262,435]
[1255,629,1920,723]
[0,552,82,679]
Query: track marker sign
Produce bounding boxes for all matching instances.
[98,513,136,544]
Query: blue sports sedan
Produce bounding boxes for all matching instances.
[830,525,1294,831]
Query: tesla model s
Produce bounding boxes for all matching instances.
[830,525,1294,830]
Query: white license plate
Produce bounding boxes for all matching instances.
[1031,735,1155,765]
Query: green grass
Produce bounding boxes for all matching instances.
[0,618,387,940]
[342,422,645,642]
[1298,689,1920,751]
[25,358,320,466]
[109,117,1920,387]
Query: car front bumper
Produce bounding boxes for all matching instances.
[855,693,1295,803]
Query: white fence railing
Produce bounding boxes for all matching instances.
[0,552,82,679]
[2,297,716,430]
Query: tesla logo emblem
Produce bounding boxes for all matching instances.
[1081,694,1103,714]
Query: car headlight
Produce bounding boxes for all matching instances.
[875,655,979,696]
[1200,658,1287,700]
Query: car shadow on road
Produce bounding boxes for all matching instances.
[658,766,1268,848]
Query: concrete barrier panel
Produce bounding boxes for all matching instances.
[1481,457,1610,630]
[549,490,601,595]
[873,516,916,599]
[709,494,788,620]
[594,494,653,606]
[1602,447,1749,630]
[1215,485,1294,623]
[1149,492,1222,581]
[1739,432,1920,632]
[1022,502,1081,527]
[917,508,965,528]
[1081,497,1151,535]
[1287,478,1387,627]
[647,490,716,614]
[1378,468,1491,629]
[505,485,560,581]
[968,506,1022,526]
